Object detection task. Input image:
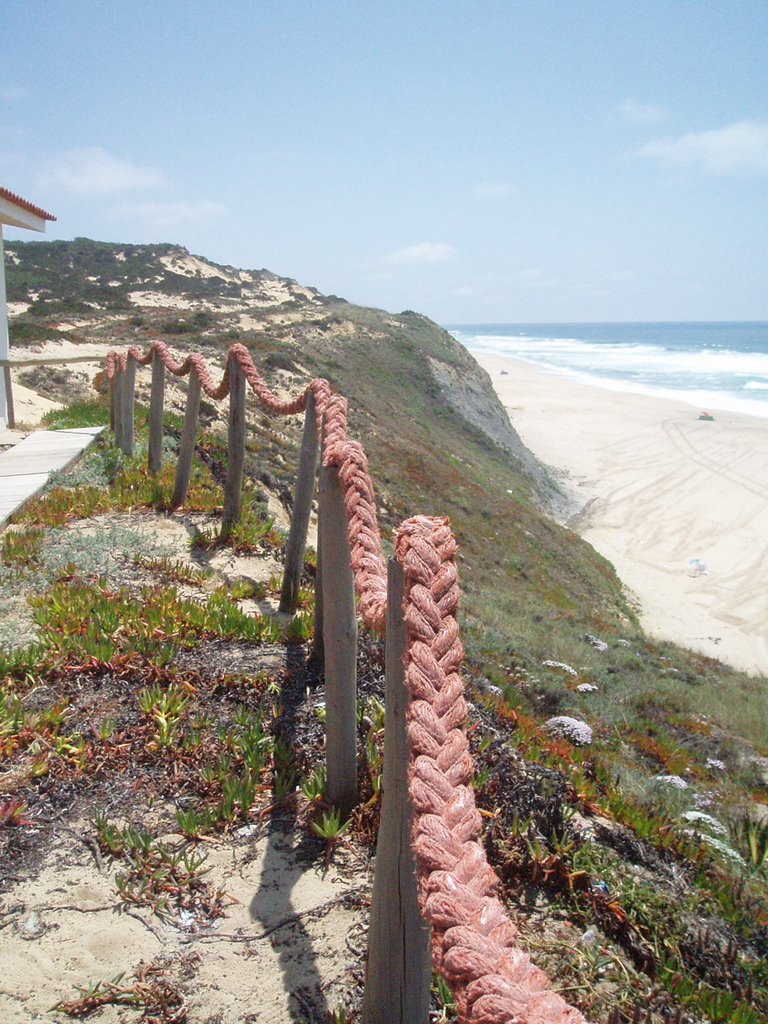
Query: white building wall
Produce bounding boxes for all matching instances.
[0,225,8,429]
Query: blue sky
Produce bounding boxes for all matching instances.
[2,1,767,323]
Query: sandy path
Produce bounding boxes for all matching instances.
[476,353,768,676]
[0,816,364,1023]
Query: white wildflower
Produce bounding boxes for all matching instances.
[689,832,745,868]
[577,683,598,693]
[706,758,726,772]
[654,774,689,790]
[542,660,578,677]
[683,811,729,837]
[545,716,593,746]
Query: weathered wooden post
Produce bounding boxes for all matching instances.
[148,347,165,474]
[279,391,319,613]
[310,415,326,668]
[362,557,431,1024]
[311,517,324,667]
[3,365,15,429]
[113,368,124,450]
[122,353,137,457]
[109,373,116,433]
[171,371,202,508]
[319,461,358,813]
[222,352,246,538]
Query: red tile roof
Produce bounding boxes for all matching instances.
[0,186,56,222]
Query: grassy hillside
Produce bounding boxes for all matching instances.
[2,239,767,1023]
[9,241,765,727]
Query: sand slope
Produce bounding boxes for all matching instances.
[0,816,365,1023]
[477,354,768,676]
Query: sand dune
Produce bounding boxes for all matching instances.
[476,353,768,676]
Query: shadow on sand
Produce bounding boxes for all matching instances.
[248,647,329,1023]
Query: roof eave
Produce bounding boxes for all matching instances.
[0,187,56,232]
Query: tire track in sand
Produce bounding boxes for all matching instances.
[661,420,768,501]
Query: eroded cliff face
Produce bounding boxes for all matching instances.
[427,355,569,517]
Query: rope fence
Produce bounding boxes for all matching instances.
[103,340,587,1024]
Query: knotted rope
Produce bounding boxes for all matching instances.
[104,341,585,1024]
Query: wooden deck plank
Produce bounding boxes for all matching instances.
[0,475,50,519]
[0,427,104,529]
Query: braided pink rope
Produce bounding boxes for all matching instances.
[105,342,388,630]
[397,517,587,1024]
[230,342,388,630]
[229,343,310,416]
[107,342,232,399]
[103,342,585,1024]
[314,385,388,631]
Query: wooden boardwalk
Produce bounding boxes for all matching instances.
[0,427,103,529]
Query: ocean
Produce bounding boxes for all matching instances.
[445,322,768,420]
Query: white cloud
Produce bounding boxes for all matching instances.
[385,241,457,265]
[109,199,227,228]
[636,120,768,173]
[617,98,669,124]
[1,86,24,101]
[473,181,513,199]
[38,147,168,195]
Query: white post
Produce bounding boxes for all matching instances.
[0,226,9,429]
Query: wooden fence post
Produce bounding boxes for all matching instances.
[171,372,202,508]
[311,514,324,667]
[310,415,326,668]
[3,366,15,430]
[222,353,246,538]
[148,347,165,474]
[279,391,319,613]
[109,375,116,433]
[362,557,431,1024]
[319,462,358,813]
[113,370,124,450]
[122,354,137,457]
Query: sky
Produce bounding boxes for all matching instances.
[2,1,767,324]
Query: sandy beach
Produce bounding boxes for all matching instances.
[475,353,768,677]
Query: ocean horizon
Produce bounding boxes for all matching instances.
[446,321,768,420]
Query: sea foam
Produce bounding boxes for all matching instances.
[448,322,768,420]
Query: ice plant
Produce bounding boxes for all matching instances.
[0,797,32,826]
